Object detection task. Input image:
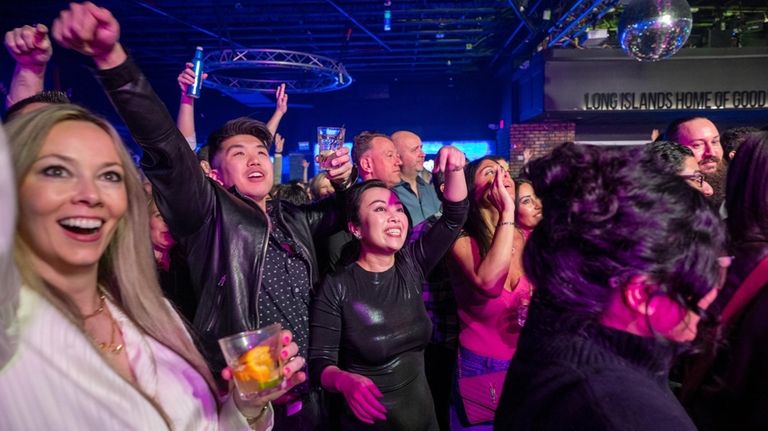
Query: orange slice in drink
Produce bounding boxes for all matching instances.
[233,345,280,389]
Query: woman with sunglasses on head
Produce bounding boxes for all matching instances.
[494,142,726,431]
[0,104,305,430]
[309,145,468,431]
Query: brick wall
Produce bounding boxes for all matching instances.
[508,121,575,176]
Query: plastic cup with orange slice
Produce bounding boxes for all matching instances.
[219,323,285,397]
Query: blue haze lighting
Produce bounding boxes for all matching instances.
[422,141,492,161]
[312,140,491,171]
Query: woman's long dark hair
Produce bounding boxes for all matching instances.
[463,156,501,257]
[725,131,768,244]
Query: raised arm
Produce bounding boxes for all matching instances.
[4,24,52,108]
[52,2,214,238]
[273,133,284,185]
[301,159,309,184]
[433,145,468,203]
[176,62,207,151]
[449,165,517,298]
[408,146,469,275]
[265,83,287,137]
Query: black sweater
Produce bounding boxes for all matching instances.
[494,299,697,431]
[684,241,768,431]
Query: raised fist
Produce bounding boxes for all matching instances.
[5,24,52,68]
[52,2,120,61]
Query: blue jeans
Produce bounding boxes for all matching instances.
[449,346,511,431]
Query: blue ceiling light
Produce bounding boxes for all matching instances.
[384,9,392,31]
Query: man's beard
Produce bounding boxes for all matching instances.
[704,160,728,208]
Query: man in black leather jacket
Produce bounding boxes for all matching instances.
[60,9,354,429]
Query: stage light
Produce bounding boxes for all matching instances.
[384,9,392,31]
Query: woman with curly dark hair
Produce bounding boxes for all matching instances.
[494,142,726,431]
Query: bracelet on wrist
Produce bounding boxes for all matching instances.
[245,402,270,428]
[498,221,515,227]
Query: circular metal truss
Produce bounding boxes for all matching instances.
[203,49,353,94]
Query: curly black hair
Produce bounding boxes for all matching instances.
[524,142,725,318]
[644,140,695,175]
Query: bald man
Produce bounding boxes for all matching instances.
[391,131,441,225]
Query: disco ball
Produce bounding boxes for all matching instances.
[618,0,693,62]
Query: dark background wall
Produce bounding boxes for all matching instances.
[0,48,502,164]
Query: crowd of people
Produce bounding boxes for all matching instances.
[1,2,768,431]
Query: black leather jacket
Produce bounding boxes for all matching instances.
[96,58,350,371]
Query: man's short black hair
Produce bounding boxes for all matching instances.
[206,117,272,164]
[4,90,70,121]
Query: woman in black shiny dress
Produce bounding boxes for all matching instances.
[309,146,468,430]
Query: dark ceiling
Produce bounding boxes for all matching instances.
[2,0,767,84]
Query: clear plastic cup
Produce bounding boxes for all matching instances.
[218,323,284,397]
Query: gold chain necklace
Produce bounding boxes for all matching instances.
[82,294,106,320]
[83,294,124,354]
[97,314,124,354]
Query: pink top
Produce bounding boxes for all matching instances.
[454,228,534,360]
[454,275,532,360]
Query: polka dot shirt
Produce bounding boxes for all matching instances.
[260,210,312,361]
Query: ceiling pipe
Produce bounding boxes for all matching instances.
[547,0,609,47]
[323,0,393,52]
[562,0,621,47]
[491,0,545,66]
[508,0,536,32]
[491,0,544,66]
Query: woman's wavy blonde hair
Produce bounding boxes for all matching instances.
[5,104,218,408]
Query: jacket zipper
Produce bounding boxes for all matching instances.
[232,187,270,329]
